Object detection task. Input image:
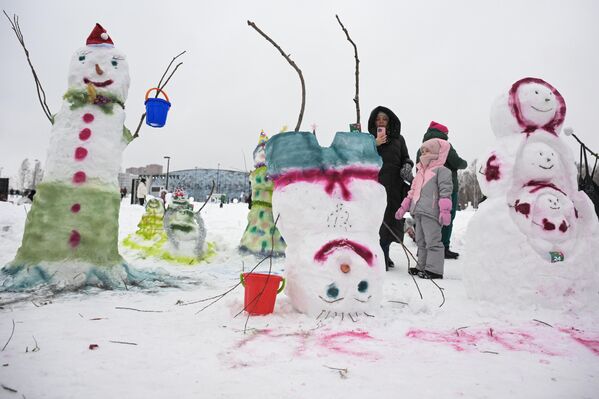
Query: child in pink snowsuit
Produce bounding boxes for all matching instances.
[395,138,453,279]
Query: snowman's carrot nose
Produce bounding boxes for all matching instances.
[95,64,104,75]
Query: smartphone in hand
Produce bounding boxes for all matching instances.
[377,127,386,138]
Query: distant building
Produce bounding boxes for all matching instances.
[125,164,163,175]
[118,172,138,192]
[145,168,249,202]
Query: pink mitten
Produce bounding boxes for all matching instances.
[438,197,452,226]
[395,197,412,220]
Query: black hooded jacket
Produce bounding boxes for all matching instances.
[368,106,412,243]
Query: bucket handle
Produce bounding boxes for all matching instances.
[239,273,286,294]
[145,87,170,102]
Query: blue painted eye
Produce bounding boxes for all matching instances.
[358,280,368,293]
[79,55,86,62]
[111,60,118,67]
[326,284,339,298]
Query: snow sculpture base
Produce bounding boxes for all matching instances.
[464,198,599,310]
[266,131,386,318]
[2,261,167,292]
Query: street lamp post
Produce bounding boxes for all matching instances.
[164,156,171,191]
[216,163,220,193]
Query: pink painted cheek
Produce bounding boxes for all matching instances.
[79,128,91,140]
[71,203,81,213]
[74,147,88,160]
[82,113,94,123]
[73,171,87,184]
[69,230,81,247]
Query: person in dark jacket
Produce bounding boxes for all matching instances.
[368,106,414,271]
[416,121,467,259]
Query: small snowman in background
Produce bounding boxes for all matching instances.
[464,77,599,311]
[163,189,207,261]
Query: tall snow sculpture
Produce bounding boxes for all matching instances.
[239,131,286,257]
[464,77,599,309]
[2,24,148,290]
[266,131,386,318]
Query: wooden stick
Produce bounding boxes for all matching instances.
[196,181,215,214]
[115,306,163,313]
[133,51,186,138]
[1,320,15,351]
[3,11,53,123]
[335,15,360,127]
[248,20,306,132]
[109,340,138,345]
[156,51,186,91]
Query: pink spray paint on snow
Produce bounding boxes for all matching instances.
[406,327,559,355]
[407,325,599,357]
[232,328,380,361]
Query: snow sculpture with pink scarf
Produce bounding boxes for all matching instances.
[464,77,599,310]
[266,131,386,318]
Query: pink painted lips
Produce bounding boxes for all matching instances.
[83,78,113,87]
[314,239,374,267]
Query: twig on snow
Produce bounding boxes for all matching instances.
[1,319,15,351]
[1,384,17,393]
[115,307,163,313]
[533,319,553,328]
[109,340,138,346]
[324,365,349,379]
[388,300,408,305]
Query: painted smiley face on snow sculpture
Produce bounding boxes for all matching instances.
[518,142,560,180]
[508,77,566,136]
[68,43,130,104]
[266,131,386,318]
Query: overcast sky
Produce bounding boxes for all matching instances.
[1,0,598,178]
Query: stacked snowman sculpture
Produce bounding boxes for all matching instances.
[464,77,599,309]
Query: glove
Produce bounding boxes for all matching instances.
[438,197,452,226]
[395,197,412,220]
[400,162,414,183]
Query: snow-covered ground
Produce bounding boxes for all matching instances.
[0,200,598,399]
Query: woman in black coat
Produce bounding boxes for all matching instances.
[368,106,413,270]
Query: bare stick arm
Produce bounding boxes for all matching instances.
[247,20,306,132]
[132,51,186,138]
[335,14,361,127]
[3,11,53,124]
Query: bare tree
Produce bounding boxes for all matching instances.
[18,159,31,191]
[31,159,43,188]
[457,159,483,209]
[247,20,306,132]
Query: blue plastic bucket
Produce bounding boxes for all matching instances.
[145,88,171,128]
